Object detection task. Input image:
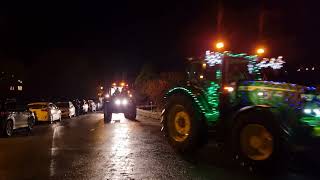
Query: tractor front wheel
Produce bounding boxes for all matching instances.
[104,103,112,123]
[231,110,289,174]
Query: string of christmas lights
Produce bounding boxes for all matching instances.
[256,56,285,70]
[205,50,223,66]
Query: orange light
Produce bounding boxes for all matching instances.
[100,86,103,90]
[223,86,234,92]
[216,42,224,50]
[199,75,204,79]
[202,63,207,68]
[120,82,125,86]
[112,83,117,86]
[256,48,265,55]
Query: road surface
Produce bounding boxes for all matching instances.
[0,112,319,180]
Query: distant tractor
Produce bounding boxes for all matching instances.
[162,50,320,172]
[103,82,136,123]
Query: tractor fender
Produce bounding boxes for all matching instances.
[162,87,206,118]
[233,105,277,123]
[231,105,290,137]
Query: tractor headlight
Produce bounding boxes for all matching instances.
[303,108,320,117]
[304,108,312,114]
[313,109,320,116]
[122,99,128,105]
[115,99,121,105]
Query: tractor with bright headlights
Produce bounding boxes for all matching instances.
[103,82,136,123]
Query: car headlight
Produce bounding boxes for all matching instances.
[115,99,121,105]
[122,99,128,105]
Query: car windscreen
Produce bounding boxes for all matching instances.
[28,104,47,109]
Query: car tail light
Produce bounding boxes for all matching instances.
[0,111,9,117]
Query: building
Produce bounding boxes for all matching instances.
[0,72,24,98]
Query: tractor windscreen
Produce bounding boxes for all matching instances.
[225,58,255,84]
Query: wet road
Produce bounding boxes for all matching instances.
[0,112,319,180]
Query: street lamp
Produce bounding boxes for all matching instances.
[256,48,265,55]
[100,86,103,90]
[215,42,224,50]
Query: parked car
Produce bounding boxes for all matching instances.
[56,101,76,118]
[88,100,97,112]
[80,100,89,114]
[0,98,35,137]
[28,102,61,124]
[72,99,81,116]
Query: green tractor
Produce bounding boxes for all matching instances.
[162,51,320,171]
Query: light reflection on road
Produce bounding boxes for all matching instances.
[105,114,135,179]
[49,123,63,177]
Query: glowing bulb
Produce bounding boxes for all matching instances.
[115,99,121,105]
[223,86,234,92]
[216,42,224,49]
[304,109,312,114]
[257,92,264,96]
[122,99,128,105]
[199,75,204,79]
[256,48,265,55]
[313,109,320,116]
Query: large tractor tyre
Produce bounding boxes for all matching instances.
[163,94,206,154]
[231,110,290,174]
[104,103,112,123]
[125,106,137,120]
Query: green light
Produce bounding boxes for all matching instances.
[167,86,220,122]
[203,82,220,121]
[216,70,222,80]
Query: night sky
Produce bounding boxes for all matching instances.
[0,0,319,98]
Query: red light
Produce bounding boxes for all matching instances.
[0,112,9,117]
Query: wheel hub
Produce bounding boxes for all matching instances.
[168,105,192,143]
[174,111,191,136]
[240,124,273,161]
